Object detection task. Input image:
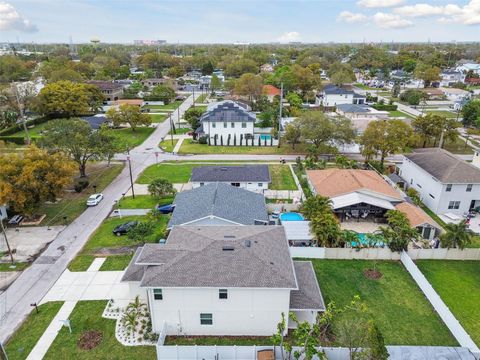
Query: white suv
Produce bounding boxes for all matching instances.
[86,193,104,206]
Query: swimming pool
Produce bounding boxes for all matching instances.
[280,212,305,222]
[260,134,272,141]
[351,233,385,248]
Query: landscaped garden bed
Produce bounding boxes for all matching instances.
[309,259,457,346]
[416,260,480,346]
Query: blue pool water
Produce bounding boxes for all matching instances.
[260,134,272,141]
[280,212,305,222]
[351,233,385,248]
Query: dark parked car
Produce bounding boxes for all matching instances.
[157,204,175,214]
[112,221,138,236]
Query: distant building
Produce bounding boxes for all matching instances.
[455,63,480,76]
[440,70,466,87]
[439,87,471,102]
[316,85,366,107]
[262,85,281,102]
[133,40,166,46]
[335,104,389,134]
[85,80,123,102]
[260,63,274,73]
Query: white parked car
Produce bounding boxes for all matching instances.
[86,193,104,206]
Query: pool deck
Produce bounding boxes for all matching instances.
[340,221,382,233]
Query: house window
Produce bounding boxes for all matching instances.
[199,182,204,186]
[224,122,227,128]
[212,123,216,128]
[448,201,460,210]
[241,122,247,128]
[467,184,473,192]
[200,313,213,325]
[231,182,240,187]
[446,184,452,192]
[219,289,228,299]
[153,289,163,300]
[429,194,435,199]
[258,183,263,187]
[231,122,235,128]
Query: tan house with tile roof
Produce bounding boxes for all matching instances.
[395,202,442,240]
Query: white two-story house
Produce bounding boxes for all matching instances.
[197,101,256,145]
[316,85,366,107]
[440,70,466,87]
[398,148,480,216]
[190,165,271,193]
[122,226,325,336]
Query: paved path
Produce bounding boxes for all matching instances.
[0,93,200,345]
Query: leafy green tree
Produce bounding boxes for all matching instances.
[184,107,207,138]
[286,92,302,109]
[210,74,221,92]
[283,121,302,149]
[461,100,480,127]
[0,55,33,82]
[406,187,421,206]
[399,89,423,106]
[327,62,356,85]
[366,321,389,360]
[414,63,441,87]
[138,52,178,77]
[300,195,333,220]
[106,104,152,131]
[440,220,472,249]
[48,68,84,83]
[127,221,155,241]
[411,113,445,147]
[298,111,355,151]
[146,85,176,104]
[201,61,214,75]
[41,119,113,177]
[403,59,417,73]
[224,58,258,77]
[35,81,104,118]
[360,119,413,168]
[234,73,263,103]
[148,178,176,198]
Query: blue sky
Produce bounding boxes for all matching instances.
[1,0,479,44]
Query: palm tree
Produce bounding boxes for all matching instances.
[310,211,341,247]
[300,195,333,220]
[126,295,147,317]
[440,220,472,249]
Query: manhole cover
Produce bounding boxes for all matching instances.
[35,256,59,264]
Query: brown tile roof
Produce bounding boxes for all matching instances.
[262,85,281,96]
[395,202,440,229]
[306,169,402,200]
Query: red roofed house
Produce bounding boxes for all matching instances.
[262,85,281,102]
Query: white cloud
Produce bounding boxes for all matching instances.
[357,0,405,8]
[394,1,480,25]
[277,31,301,42]
[0,1,37,32]
[373,12,413,28]
[337,11,368,23]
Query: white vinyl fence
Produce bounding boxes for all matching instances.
[289,247,480,261]
[400,251,480,358]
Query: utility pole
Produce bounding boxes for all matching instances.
[0,219,14,264]
[177,104,181,129]
[169,113,174,146]
[11,82,30,145]
[277,82,283,148]
[192,86,195,108]
[126,155,135,199]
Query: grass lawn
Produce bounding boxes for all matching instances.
[165,336,272,346]
[310,259,457,346]
[39,163,124,226]
[5,301,64,360]
[269,164,297,190]
[388,110,415,119]
[416,260,480,346]
[425,110,458,118]
[9,120,53,139]
[0,262,30,271]
[179,139,306,155]
[195,93,208,103]
[44,301,156,359]
[192,105,207,112]
[99,254,134,271]
[111,127,155,148]
[414,137,473,155]
[149,114,167,123]
[159,139,178,152]
[169,127,191,135]
[118,195,173,209]
[143,100,182,112]
[354,83,378,90]
[68,215,168,271]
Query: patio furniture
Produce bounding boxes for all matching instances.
[360,211,368,219]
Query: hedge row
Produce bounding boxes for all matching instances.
[372,104,398,111]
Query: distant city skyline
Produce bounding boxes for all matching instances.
[1,0,480,44]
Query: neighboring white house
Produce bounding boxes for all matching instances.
[398,148,480,216]
[190,165,271,193]
[456,63,480,76]
[439,87,471,102]
[316,85,366,107]
[121,226,325,336]
[167,182,269,229]
[440,70,466,87]
[335,104,389,134]
[0,205,7,221]
[197,101,256,144]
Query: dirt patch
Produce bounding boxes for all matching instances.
[92,245,138,256]
[364,269,383,280]
[78,330,103,350]
[20,214,46,226]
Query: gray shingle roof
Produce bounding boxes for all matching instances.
[168,183,268,228]
[323,84,354,95]
[200,101,256,123]
[121,247,145,282]
[191,165,271,183]
[133,226,298,289]
[405,148,480,184]
[290,261,325,311]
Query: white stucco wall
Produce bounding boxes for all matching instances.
[399,157,480,215]
[203,121,254,143]
[147,287,291,336]
[322,94,353,107]
[191,181,268,192]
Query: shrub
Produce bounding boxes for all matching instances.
[74,179,89,193]
[198,135,208,144]
[372,104,398,111]
[399,89,423,106]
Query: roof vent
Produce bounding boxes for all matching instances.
[244,240,251,248]
[224,235,236,239]
[220,167,228,171]
[222,245,235,251]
